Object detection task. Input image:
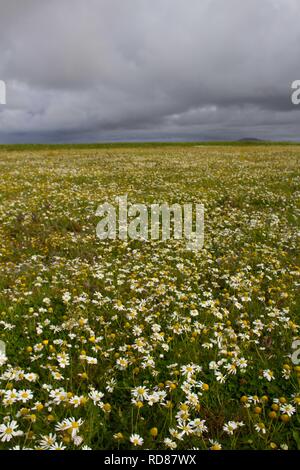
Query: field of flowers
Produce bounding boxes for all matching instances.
[0,144,299,450]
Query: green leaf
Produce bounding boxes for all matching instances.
[292,430,300,450]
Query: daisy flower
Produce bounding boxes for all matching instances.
[0,420,22,442]
[130,433,144,446]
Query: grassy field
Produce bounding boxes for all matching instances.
[0,144,299,450]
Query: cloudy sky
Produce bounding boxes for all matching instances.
[0,0,300,143]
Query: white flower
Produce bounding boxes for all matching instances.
[280,444,289,450]
[57,353,70,368]
[39,433,57,449]
[209,361,219,370]
[88,389,104,406]
[223,421,244,435]
[0,352,7,366]
[106,378,116,393]
[69,395,83,408]
[282,368,291,380]
[18,389,33,403]
[237,357,248,369]
[49,442,66,450]
[50,388,68,404]
[215,371,226,383]
[73,435,83,446]
[62,292,72,303]
[189,418,208,434]
[209,439,222,450]
[25,372,38,382]
[131,386,149,401]
[280,404,296,417]
[55,421,70,433]
[255,423,266,434]
[177,421,193,436]
[60,417,84,438]
[86,356,97,365]
[3,389,18,405]
[116,357,129,370]
[0,420,22,442]
[163,438,177,449]
[130,433,143,446]
[169,428,184,441]
[224,363,237,375]
[181,364,196,376]
[262,369,275,381]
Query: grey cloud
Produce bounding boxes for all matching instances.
[0,0,300,143]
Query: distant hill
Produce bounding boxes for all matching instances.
[237,138,266,143]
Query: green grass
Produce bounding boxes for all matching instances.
[1,140,300,153]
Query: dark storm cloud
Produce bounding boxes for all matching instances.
[0,0,299,142]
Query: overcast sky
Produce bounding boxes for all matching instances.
[0,0,299,143]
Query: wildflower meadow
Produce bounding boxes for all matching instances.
[0,143,299,450]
